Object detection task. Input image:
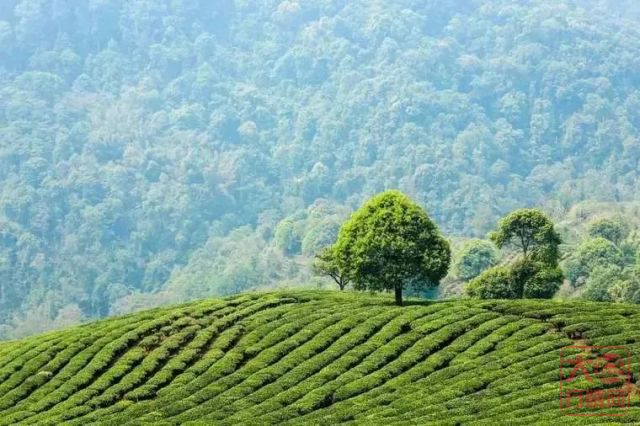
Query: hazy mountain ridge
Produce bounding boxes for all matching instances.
[2,0,640,336]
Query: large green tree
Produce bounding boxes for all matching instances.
[334,190,450,305]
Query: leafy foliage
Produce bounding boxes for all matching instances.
[583,265,623,302]
[565,237,625,286]
[1,291,640,423]
[453,239,499,281]
[553,203,640,303]
[609,274,640,303]
[274,220,301,255]
[466,266,515,299]
[489,209,561,265]
[3,0,640,335]
[467,209,563,299]
[521,265,564,299]
[311,246,348,290]
[334,191,450,305]
[587,217,629,245]
[466,260,563,300]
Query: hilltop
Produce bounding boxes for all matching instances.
[0,291,638,424]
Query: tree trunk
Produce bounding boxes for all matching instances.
[395,285,403,306]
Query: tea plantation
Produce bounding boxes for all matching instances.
[1,291,639,425]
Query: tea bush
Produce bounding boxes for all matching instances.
[1,291,639,425]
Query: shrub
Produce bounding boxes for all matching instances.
[2,291,640,425]
[467,260,562,300]
[465,266,515,299]
[522,266,563,299]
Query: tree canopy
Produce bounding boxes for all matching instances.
[453,239,499,281]
[565,237,625,286]
[489,209,561,264]
[312,246,349,291]
[587,217,629,246]
[334,191,450,305]
[467,209,563,300]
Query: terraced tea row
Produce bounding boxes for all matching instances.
[0,291,639,424]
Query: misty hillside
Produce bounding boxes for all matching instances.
[2,0,640,336]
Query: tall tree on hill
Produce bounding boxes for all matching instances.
[489,208,561,265]
[334,190,451,305]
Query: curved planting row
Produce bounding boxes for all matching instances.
[1,291,640,424]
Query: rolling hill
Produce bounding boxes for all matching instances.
[0,291,639,424]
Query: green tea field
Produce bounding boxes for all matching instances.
[0,291,639,425]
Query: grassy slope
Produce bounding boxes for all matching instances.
[0,291,639,425]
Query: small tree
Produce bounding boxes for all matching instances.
[334,190,450,305]
[312,246,349,290]
[467,208,563,300]
[489,208,561,265]
[453,239,499,281]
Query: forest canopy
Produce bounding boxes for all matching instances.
[2,0,640,337]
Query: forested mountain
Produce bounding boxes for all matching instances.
[2,0,640,337]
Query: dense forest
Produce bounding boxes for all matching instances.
[3,0,640,337]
